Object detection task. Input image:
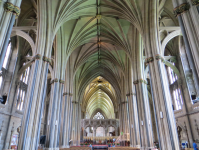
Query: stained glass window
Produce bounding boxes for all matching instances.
[93,112,104,119]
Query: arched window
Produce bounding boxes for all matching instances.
[93,112,104,119]
[167,64,183,110]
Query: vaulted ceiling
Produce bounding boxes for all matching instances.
[18,0,177,119]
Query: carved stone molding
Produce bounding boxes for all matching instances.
[173,3,190,17]
[82,119,119,130]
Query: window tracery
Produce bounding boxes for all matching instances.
[93,112,104,119]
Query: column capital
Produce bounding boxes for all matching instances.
[63,92,73,96]
[42,56,52,64]
[34,54,42,60]
[121,101,128,104]
[173,3,190,17]
[192,0,199,6]
[145,57,154,65]
[133,79,148,85]
[50,78,59,84]
[126,93,135,96]
[59,79,65,84]
[155,54,166,63]
[4,2,21,17]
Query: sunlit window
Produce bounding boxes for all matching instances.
[93,112,104,119]
[168,63,178,84]
[16,88,25,111]
[167,65,183,110]
[16,67,30,110]
[20,66,30,84]
[0,76,2,89]
[3,43,11,69]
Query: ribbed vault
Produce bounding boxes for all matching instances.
[83,76,115,119]
[60,0,138,121]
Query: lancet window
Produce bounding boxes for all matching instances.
[16,67,30,110]
[167,64,183,110]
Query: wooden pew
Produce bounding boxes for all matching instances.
[60,147,92,150]
[108,147,140,150]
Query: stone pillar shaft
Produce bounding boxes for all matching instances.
[0,1,22,64]
[127,94,136,147]
[172,0,199,96]
[148,59,180,150]
[133,81,154,149]
[17,60,49,150]
[54,83,64,147]
[62,94,70,147]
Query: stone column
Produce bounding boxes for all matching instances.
[61,93,72,148]
[93,128,96,144]
[133,80,154,149]
[145,55,180,150]
[54,80,64,148]
[123,100,130,134]
[17,55,49,150]
[45,78,59,149]
[71,101,80,146]
[118,103,123,134]
[127,94,136,147]
[172,1,199,97]
[105,128,108,144]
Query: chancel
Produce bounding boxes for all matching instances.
[0,0,199,150]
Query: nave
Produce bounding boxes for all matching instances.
[0,0,199,150]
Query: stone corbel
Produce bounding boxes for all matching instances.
[173,3,190,17]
